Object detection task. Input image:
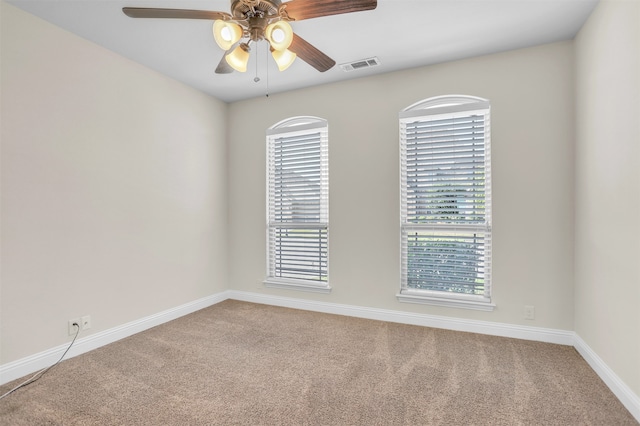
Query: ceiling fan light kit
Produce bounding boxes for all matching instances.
[226,42,252,72]
[123,0,377,74]
[265,20,294,51]
[271,48,297,71]
[213,20,243,51]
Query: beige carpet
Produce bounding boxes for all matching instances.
[0,300,636,425]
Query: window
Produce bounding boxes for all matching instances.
[265,117,330,293]
[398,96,493,310]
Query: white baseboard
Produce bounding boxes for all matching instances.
[227,290,574,345]
[0,292,230,385]
[573,334,640,422]
[3,289,638,424]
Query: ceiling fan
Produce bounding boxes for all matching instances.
[123,0,377,74]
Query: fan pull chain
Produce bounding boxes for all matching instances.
[265,43,269,98]
[254,42,260,83]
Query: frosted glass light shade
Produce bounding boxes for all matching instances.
[226,43,250,72]
[272,48,296,71]
[265,20,293,51]
[213,20,242,51]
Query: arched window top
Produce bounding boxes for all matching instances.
[400,95,489,120]
[403,95,488,112]
[267,116,327,135]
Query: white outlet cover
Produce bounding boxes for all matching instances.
[81,315,91,330]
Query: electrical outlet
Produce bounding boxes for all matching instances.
[524,305,535,320]
[81,315,91,331]
[68,319,81,335]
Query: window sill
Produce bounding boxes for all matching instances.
[396,290,495,311]
[264,278,332,294]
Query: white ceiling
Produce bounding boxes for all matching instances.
[7,0,598,103]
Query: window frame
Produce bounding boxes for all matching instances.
[264,116,330,294]
[397,96,494,311]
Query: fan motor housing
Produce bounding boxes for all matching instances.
[231,0,281,19]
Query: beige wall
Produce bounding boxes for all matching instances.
[4,0,637,403]
[228,42,576,329]
[1,3,229,363]
[574,0,640,396]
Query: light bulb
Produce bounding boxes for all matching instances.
[271,28,285,43]
[265,21,293,51]
[213,21,242,51]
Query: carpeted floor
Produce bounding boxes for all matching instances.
[0,300,637,425]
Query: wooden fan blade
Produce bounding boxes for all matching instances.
[289,33,336,72]
[283,0,377,21]
[122,7,231,21]
[215,55,234,74]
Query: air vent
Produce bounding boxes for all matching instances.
[339,57,380,72]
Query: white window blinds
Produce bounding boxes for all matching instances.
[399,97,493,310]
[266,118,329,291]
